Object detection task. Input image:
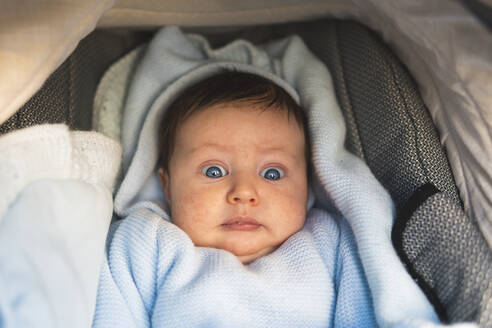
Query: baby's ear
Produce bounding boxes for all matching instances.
[158,167,171,202]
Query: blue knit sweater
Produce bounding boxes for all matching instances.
[92,207,376,327]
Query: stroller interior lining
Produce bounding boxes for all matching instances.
[1,19,491,326]
[267,20,491,325]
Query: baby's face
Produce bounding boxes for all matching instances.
[159,102,308,264]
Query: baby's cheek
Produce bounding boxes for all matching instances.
[180,190,214,226]
[280,190,307,226]
[178,191,222,248]
[283,181,307,204]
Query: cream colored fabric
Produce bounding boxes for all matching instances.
[98,0,340,27]
[0,0,114,124]
[93,46,145,141]
[1,0,491,246]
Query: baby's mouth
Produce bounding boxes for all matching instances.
[221,216,261,231]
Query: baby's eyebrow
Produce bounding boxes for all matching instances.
[187,143,299,161]
[257,146,289,153]
[187,143,233,155]
[189,143,290,154]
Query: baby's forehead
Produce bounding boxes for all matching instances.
[187,100,302,127]
[176,104,306,156]
[179,102,303,135]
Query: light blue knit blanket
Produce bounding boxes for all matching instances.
[93,26,465,327]
[93,207,375,327]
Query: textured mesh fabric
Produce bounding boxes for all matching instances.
[397,188,492,326]
[0,29,151,134]
[268,20,491,325]
[293,20,491,325]
[332,22,460,207]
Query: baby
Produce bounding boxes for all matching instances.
[156,71,310,264]
[92,70,375,327]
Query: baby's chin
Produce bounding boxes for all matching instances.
[235,246,277,265]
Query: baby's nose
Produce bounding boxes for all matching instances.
[227,179,259,206]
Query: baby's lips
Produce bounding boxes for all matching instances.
[223,216,260,225]
[222,216,261,231]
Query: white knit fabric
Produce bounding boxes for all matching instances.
[0,124,122,327]
[0,124,121,219]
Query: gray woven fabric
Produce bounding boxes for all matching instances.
[0,29,151,134]
[402,192,492,326]
[332,22,460,207]
[304,21,491,325]
[270,20,491,325]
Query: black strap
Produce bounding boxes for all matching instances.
[392,183,448,322]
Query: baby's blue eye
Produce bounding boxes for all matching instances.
[202,165,228,178]
[260,167,284,181]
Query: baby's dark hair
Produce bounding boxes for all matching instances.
[158,71,310,171]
